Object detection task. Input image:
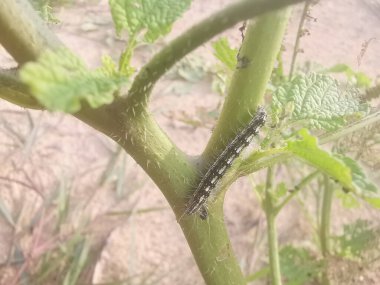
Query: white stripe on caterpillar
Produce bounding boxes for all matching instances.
[185,106,267,219]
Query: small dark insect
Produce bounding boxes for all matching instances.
[185,106,267,219]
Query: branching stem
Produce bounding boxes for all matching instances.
[120,0,306,109]
[289,0,312,79]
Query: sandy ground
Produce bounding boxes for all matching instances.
[0,0,380,284]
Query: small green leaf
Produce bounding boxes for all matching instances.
[285,129,354,191]
[275,182,288,198]
[99,55,119,76]
[326,64,372,88]
[20,49,126,113]
[212,38,238,71]
[335,154,380,208]
[280,246,324,285]
[109,0,192,42]
[335,190,360,209]
[272,73,368,131]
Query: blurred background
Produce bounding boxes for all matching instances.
[0,0,379,284]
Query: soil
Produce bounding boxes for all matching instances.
[0,0,379,284]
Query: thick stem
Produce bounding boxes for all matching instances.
[0,1,298,284]
[0,68,42,109]
[264,167,283,285]
[0,0,62,64]
[115,110,246,285]
[204,7,292,162]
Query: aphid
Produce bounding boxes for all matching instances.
[185,106,267,218]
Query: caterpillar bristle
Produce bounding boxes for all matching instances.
[184,106,267,219]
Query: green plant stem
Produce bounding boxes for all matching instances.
[238,149,291,176]
[320,175,333,256]
[0,1,301,284]
[264,167,282,285]
[0,0,62,64]
[0,68,43,109]
[119,34,137,75]
[275,170,319,214]
[289,0,312,79]
[115,110,247,285]
[122,0,305,109]
[204,7,292,161]
[320,175,333,285]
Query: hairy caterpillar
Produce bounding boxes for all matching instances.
[185,106,267,219]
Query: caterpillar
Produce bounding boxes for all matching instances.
[185,106,267,219]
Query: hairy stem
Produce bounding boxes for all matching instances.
[115,109,246,285]
[0,1,301,284]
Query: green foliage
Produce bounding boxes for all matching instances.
[332,220,379,259]
[335,154,380,208]
[109,0,192,42]
[325,64,372,88]
[280,246,324,285]
[335,190,360,209]
[212,38,238,71]
[272,73,368,131]
[20,49,126,112]
[34,235,90,284]
[63,237,91,285]
[285,129,354,192]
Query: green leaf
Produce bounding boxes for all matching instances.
[326,64,372,88]
[335,154,380,208]
[332,220,379,259]
[212,38,238,71]
[280,246,324,285]
[99,55,119,77]
[335,190,360,209]
[285,129,354,191]
[272,73,368,131]
[20,49,126,113]
[109,0,192,42]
